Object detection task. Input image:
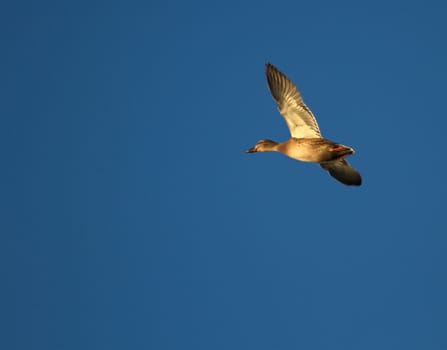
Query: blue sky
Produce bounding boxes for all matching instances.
[3,0,447,349]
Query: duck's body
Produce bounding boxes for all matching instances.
[246,63,362,186]
[247,138,354,163]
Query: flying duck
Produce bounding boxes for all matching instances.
[246,63,362,186]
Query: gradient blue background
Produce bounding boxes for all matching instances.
[3,0,447,349]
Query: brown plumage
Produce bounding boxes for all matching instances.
[246,63,361,186]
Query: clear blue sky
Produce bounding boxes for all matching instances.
[3,0,447,349]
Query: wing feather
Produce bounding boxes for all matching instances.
[265,63,321,138]
[320,159,362,186]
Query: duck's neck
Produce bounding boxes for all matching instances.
[275,141,289,153]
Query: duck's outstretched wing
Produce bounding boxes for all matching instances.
[265,63,321,138]
[320,159,362,186]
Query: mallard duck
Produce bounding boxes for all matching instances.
[246,63,362,186]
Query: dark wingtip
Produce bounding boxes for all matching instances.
[344,174,362,186]
[265,62,276,72]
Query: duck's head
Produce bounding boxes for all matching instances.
[246,139,279,153]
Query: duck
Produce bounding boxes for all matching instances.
[246,63,362,186]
